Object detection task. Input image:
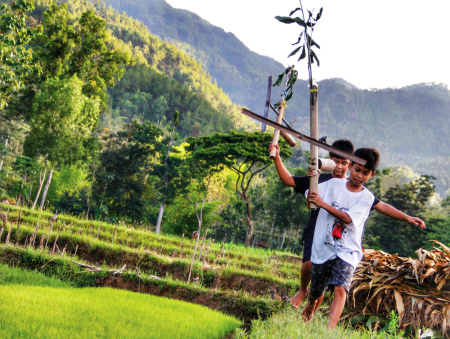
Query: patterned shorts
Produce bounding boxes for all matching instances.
[309,258,355,299]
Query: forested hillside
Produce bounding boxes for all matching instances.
[100,0,450,195]
[102,0,285,110]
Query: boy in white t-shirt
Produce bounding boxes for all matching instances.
[302,148,379,330]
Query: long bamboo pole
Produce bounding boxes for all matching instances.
[308,84,319,209]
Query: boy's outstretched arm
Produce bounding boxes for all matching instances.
[373,201,426,228]
[268,143,295,187]
[308,192,352,224]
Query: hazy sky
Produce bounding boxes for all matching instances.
[165,0,450,90]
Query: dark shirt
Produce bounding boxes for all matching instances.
[293,173,380,237]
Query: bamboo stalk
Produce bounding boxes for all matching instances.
[308,83,319,209]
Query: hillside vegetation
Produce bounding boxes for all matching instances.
[101,0,450,195]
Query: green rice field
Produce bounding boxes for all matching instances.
[0,284,241,338]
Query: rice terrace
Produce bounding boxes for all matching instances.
[1,0,450,338]
[0,204,449,338]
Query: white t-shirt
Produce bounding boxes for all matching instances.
[306,178,374,269]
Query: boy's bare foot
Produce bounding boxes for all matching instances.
[302,299,317,322]
[289,288,307,308]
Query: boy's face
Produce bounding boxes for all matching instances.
[348,163,375,186]
[331,157,351,178]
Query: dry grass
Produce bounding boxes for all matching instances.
[348,241,450,336]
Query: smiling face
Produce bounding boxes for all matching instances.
[348,163,376,191]
[331,157,351,178]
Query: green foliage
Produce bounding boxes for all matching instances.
[164,198,222,236]
[0,0,40,108]
[108,65,235,137]
[364,173,436,256]
[252,166,310,235]
[185,131,293,246]
[23,75,101,166]
[92,120,163,222]
[30,2,133,107]
[275,4,323,98]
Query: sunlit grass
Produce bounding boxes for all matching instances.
[0,263,72,288]
[235,307,403,339]
[0,285,242,338]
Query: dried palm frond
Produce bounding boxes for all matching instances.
[348,241,450,337]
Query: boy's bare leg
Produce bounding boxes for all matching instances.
[290,260,311,308]
[327,286,347,330]
[302,294,320,322]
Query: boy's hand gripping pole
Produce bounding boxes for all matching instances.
[308,84,319,210]
[269,100,286,158]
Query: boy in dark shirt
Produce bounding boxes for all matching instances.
[268,139,426,309]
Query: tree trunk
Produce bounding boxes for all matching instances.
[0,134,9,173]
[155,197,165,234]
[32,168,46,210]
[39,167,54,210]
[244,199,254,248]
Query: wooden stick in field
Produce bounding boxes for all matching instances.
[203,238,211,266]
[31,221,40,247]
[39,233,45,249]
[15,211,21,245]
[198,229,209,261]
[179,233,184,258]
[111,226,117,244]
[96,224,101,239]
[5,222,12,245]
[51,235,59,255]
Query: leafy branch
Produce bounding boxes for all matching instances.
[274,2,323,100]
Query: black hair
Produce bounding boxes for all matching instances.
[353,148,380,172]
[329,139,354,159]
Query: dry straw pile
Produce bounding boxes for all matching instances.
[348,241,450,336]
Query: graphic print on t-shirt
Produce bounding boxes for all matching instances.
[326,201,349,247]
